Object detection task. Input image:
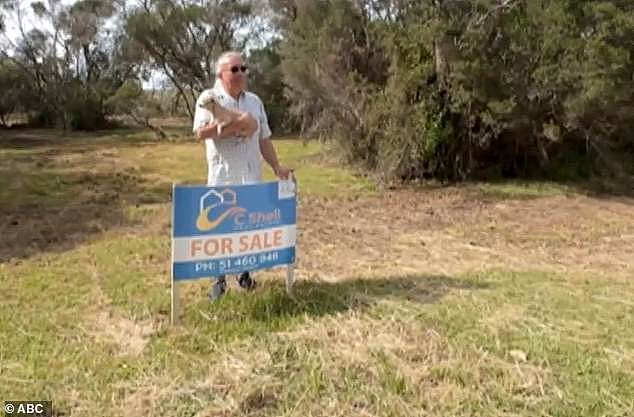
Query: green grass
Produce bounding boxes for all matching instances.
[0,128,632,416]
[472,180,573,200]
[263,140,376,196]
[5,254,631,415]
[114,137,377,197]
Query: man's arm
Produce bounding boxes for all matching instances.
[195,112,257,140]
[195,123,218,140]
[256,97,291,179]
[218,112,258,138]
[260,138,292,179]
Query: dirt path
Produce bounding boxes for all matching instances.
[295,190,634,281]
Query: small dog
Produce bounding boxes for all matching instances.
[198,92,244,138]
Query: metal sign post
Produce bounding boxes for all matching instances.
[286,265,295,296]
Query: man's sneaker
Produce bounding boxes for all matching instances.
[237,271,257,290]
[209,276,227,301]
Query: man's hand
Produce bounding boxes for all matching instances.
[260,139,291,179]
[273,164,293,180]
[195,122,219,140]
[195,112,257,141]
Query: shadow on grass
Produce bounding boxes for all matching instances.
[0,126,193,151]
[179,275,490,347]
[0,128,196,262]
[0,168,170,262]
[462,176,634,202]
[459,151,634,200]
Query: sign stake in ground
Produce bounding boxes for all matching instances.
[170,176,297,325]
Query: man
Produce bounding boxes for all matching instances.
[192,51,292,301]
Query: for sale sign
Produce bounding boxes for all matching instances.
[171,180,296,280]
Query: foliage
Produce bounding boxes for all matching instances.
[0,59,33,126]
[0,0,143,130]
[106,80,167,138]
[123,0,260,119]
[1,0,631,182]
[271,0,634,181]
[247,40,298,134]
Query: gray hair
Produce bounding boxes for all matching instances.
[214,51,243,77]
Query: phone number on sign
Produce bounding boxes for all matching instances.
[194,251,280,273]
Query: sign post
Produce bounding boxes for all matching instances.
[286,265,295,296]
[170,177,297,325]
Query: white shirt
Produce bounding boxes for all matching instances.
[192,83,272,186]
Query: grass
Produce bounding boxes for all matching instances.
[0,128,632,416]
[114,137,377,197]
[471,180,574,200]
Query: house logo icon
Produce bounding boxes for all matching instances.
[196,188,246,231]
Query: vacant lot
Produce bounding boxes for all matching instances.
[1,128,632,416]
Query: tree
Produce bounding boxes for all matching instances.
[106,79,167,139]
[0,1,67,126]
[124,0,261,119]
[61,0,124,129]
[247,40,297,134]
[271,0,390,161]
[0,0,144,130]
[270,0,634,181]
[0,59,33,126]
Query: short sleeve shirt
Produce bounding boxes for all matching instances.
[192,83,272,186]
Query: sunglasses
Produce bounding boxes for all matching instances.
[228,65,248,73]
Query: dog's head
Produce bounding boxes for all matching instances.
[198,93,219,112]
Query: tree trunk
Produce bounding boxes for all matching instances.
[130,112,168,139]
[148,123,168,140]
[434,34,458,85]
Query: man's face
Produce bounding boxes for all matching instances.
[220,55,248,92]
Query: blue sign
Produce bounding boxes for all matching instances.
[171,180,297,280]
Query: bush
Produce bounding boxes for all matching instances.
[26,111,56,128]
[106,80,167,139]
[273,0,634,182]
[66,94,110,131]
